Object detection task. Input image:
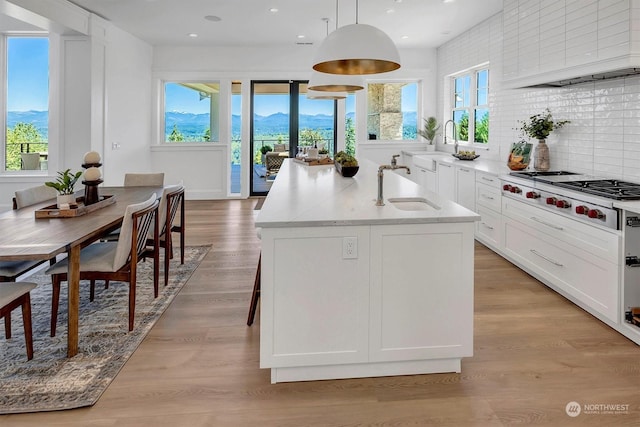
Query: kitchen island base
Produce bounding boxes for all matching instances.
[256,160,478,384]
[270,358,462,383]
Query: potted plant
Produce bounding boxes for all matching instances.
[417,116,440,151]
[45,168,83,208]
[318,147,329,159]
[518,108,570,171]
[260,145,273,164]
[334,151,359,177]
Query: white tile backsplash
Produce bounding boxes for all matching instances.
[437,10,640,181]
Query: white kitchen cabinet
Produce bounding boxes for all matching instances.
[456,166,475,212]
[414,166,437,194]
[502,197,620,323]
[369,223,474,363]
[475,171,503,250]
[502,0,639,88]
[437,161,456,201]
[257,160,479,383]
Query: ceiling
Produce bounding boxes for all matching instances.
[62,0,503,49]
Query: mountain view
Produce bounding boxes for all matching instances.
[6,110,418,141]
[7,111,49,138]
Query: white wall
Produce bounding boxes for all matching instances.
[437,12,640,181]
[152,45,437,198]
[0,5,153,211]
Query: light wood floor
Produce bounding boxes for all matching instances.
[3,199,640,426]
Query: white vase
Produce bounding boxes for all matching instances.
[57,194,76,208]
[425,144,436,152]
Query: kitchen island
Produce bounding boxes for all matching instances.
[255,159,480,383]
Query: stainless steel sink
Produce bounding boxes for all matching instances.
[387,197,441,211]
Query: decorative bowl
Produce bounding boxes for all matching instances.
[452,153,480,161]
[335,162,359,177]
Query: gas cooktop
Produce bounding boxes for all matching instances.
[507,171,640,200]
[554,179,640,200]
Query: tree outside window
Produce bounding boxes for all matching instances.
[450,68,489,145]
[4,36,49,171]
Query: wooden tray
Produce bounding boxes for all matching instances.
[35,195,116,218]
[293,157,334,166]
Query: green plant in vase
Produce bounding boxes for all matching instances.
[417,116,440,146]
[517,109,570,171]
[45,168,83,208]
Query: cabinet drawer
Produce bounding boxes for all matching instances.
[503,217,618,323]
[475,172,501,189]
[476,183,501,212]
[476,206,502,249]
[502,197,620,263]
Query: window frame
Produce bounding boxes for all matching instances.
[448,64,489,147]
[158,79,223,144]
[1,32,51,174]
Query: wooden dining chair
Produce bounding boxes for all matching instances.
[2,185,59,282]
[0,282,37,360]
[47,194,160,335]
[144,185,185,288]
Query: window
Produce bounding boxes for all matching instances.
[4,35,49,171]
[450,67,489,145]
[366,82,418,141]
[163,82,220,142]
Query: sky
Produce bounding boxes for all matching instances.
[9,39,417,117]
[7,37,49,111]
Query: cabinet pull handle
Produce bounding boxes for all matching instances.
[460,168,470,172]
[530,216,564,231]
[440,163,451,168]
[481,176,494,182]
[530,249,564,267]
[481,222,494,230]
[481,194,494,200]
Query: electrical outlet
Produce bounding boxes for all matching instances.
[343,236,357,259]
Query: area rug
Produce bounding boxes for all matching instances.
[0,245,210,414]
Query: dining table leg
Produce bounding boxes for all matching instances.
[67,244,81,357]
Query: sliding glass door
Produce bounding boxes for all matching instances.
[250,81,337,196]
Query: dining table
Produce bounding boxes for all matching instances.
[0,186,163,357]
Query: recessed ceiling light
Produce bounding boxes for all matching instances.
[188,33,198,38]
[204,15,222,22]
[269,8,278,13]
[394,0,403,3]
[401,35,409,39]
[442,0,455,3]
[297,35,305,39]
[386,8,395,13]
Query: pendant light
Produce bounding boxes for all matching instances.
[308,16,364,93]
[306,89,347,100]
[312,0,401,75]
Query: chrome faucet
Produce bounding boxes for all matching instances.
[376,162,411,206]
[444,119,459,154]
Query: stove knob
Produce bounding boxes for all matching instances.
[587,209,605,220]
[556,199,571,209]
[525,191,540,199]
[546,197,557,205]
[510,186,521,194]
[575,205,589,215]
[503,184,512,191]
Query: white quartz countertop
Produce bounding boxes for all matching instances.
[255,159,480,228]
[413,153,512,176]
